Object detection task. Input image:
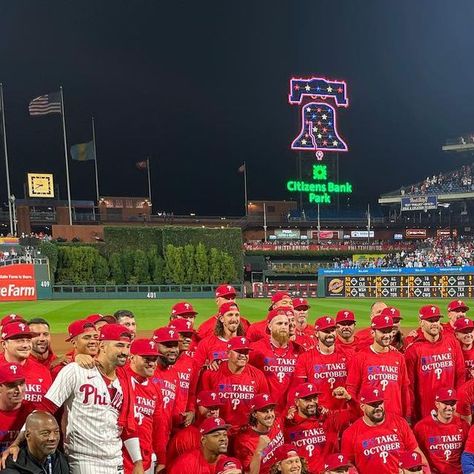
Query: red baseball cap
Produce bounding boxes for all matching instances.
[292,297,310,310]
[398,451,424,470]
[66,319,97,342]
[215,456,242,474]
[152,327,180,344]
[454,317,474,332]
[324,453,352,471]
[86,314,116,325]
[0,314,26,327]
[171,302,198,317]
[227,336,252,352]
[335,309,356,323]
[294,383,322,399]
[273,444,300,464]
[435,387,457,403]
[199,417,231,435]
[269,291,291,309]
[130,338,159,356]
[359,386,384,404]
[266,307,293,333]
[250,393,276,411]
[448,299,469,312]
[99,324,132,342]
[215,284,237,298]
[168,319,195,334]
[419,305,443,320]
[314,316,336,331]
[1,321,32,340]
[196,390,224,407]
[218,302,239,316]
[380,306,403,321]
[0,362,25,384]
[371,314,394,330]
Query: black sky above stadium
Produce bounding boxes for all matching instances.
[1,1,474,215]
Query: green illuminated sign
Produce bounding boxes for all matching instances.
[286,164,353,204]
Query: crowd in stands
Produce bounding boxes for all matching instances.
[3,288,474,473]
[401,163,474,196]
[333,237,474,268]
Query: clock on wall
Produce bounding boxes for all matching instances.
[27,173,55,198]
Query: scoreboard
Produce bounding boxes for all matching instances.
[318,267,474,298]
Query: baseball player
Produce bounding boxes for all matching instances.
[341,387,425,474]
[194,302,244,368]
[268,444,306,474]
[246,291,293,343]
[249,308,300,410]
[454,317,474,380]
[405,305,465,422]
[284,383,356,473]
[414,387,468,473]
[334,309,359,354]
[233,393,284,474]
[345,314,411,418]
[114,310,137,339]
[27,317,57,369]
[445,299,470,335]
[215,456,242,474]
[354,301,387,349]
[200,336,269,429]
[169,302,198,324]
[168,417,231,474]
[397,450,425,474]
[0,321,51,405]
[85,313,117,330]
[0,314,26,331]
[323,453,355,474]
[294,316,349,410]
[291,298,315,349]
[41,324,142,474]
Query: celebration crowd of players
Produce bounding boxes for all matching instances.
[2,287,474,473]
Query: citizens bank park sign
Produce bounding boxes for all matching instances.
[0,264,38,301]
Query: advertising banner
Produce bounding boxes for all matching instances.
[405,229,427,239]
[401,195,438,212]
[0,264,37,301]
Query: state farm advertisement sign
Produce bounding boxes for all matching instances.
[0,264,37,301]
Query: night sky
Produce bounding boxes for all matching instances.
[1,0,474,215]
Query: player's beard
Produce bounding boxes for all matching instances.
[272,329,289,346]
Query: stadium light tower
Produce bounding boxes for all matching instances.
[442,133,474,153]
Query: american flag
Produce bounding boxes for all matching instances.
[28,92,61,116]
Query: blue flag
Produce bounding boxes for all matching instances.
[70,141,95,161]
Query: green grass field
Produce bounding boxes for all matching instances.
[0,298,473,333]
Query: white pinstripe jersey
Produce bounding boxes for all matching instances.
[45,362,124,462]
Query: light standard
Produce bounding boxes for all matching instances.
[9,194,16,236]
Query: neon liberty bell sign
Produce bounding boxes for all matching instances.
[289,77,349,159]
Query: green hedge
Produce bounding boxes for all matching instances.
[245,250,391,259]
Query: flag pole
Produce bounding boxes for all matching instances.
[146,157,152,203]
[0,84,13,235]
[91,116,100,202]
[243,161,248,216]
[367,203,371,244]
[59,86,72,225]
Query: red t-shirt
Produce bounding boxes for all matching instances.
[414,414,468,474]
[0,402,34,453]
[200,362,269,428]
[354,327,373,351]
[341,413,418,474]
[455,378,474,417]
[249,339,299,409]
[405,333,465,422]
[463,346,474,380]
[153,363,178,416]
[172,352,199,428]
[194,335,231,367]
[246,320,267,343]
[122,365,166,471]
[233,421,284,474]
[345,346,411,418]
[336,333,363,356]
[168,448,217,474]
[0,355,52,406]
[294,345,348,410]
[30,350,57,369]
[167,424,201,465]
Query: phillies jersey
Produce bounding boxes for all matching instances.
[405,333,465,421]
[0,403,34,453]
[345,346,411,417]
[233,421,284,474]
[249,339,299,409]
[246,320,267,343]
[123,365,166,472]
[200,362,269,428]
[169,448,216,474]
[455,379,474,418]
[45,362,125,464]
[414,414,468,474]
[153,362,178,415]
[194,334,231,367]
[463,346,474,380]
[172,351,199,427]
[341,412,418,474]
[294,346,348,410]
[0,354,52,405]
